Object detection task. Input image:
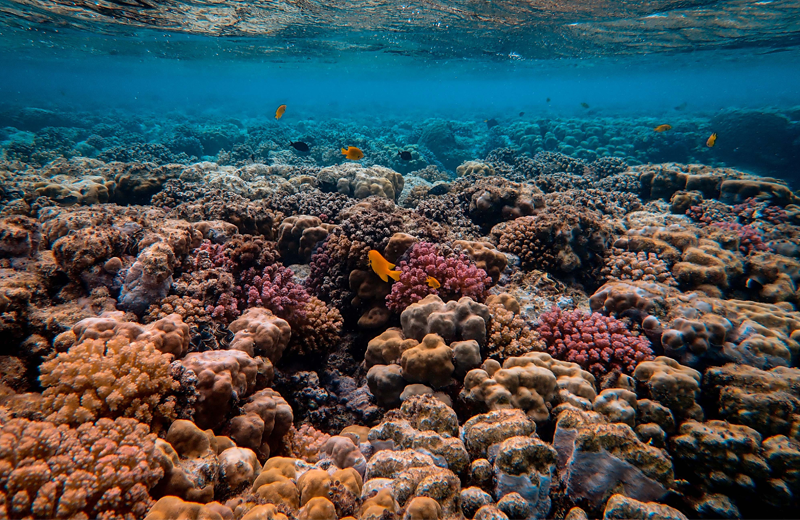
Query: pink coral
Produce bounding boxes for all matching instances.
[732,197,788,225]
[709,222,771,255]
[207,264,311,323]
[386,242,490,312]
[536,307,654,378]
[242,264,311,322]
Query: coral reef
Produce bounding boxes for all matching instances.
[2,106,800,520]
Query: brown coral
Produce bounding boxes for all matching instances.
[0,416,163,520]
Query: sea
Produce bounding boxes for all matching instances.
[0,1,799,519]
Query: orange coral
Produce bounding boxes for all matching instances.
[39,335,179,428]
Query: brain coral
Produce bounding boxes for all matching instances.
[39,333,179,429]
[536,307,654,378]
[0,416,163,520]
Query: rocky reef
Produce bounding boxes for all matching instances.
[1,108,799,520]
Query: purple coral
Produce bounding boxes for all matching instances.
[385,242,490,312]
[536,307,654,378]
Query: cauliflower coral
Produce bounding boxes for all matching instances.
[386,242,491,312]
[536,307,654,378]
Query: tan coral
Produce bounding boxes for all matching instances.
[485,294,544,361]
[317,163,404,202]
[454,240,508,284]
[366,328,419,368]
[456,160,495,177]
[401,333,455,388]
[633,356,703,422]
[277,215,336,263]
[146,496,233,520]
[461,353,596,422]
[229,307,292,363]
[400,294,491,345]
[228,388,293,461]
[180,349,270,430]
[285,424,331,463]
[152,420,219,503]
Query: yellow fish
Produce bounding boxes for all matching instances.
[368,250,401,282]
[426,276,440,289]
[275,104,286,120]
[653,124,672,132]
[706,132,717,147]
[341,146,364,160]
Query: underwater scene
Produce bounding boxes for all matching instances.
[1,1,800,519]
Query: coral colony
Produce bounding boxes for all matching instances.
[0,109,800,520]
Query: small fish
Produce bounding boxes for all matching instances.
[519,111,525,117]
[706,132,717,147]
[580,102,590,109]
[546,97,551,103]
[485,118,499,128]
[426,276,441,289]
[368,250,401,282]
[398,150,413,161]
[341,146,364,160]
[653,124,672,132]
[428,183,450,196]
[275,104,286,120]
[249,153,256,162]
[674,102,688,111]
[289,141,309,152]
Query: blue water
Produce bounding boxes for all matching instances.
[3,46,800,183]
[2,3,800,520]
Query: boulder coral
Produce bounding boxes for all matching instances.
[317,163,404,202]
[492,205,613,283]
[400,294,491,345]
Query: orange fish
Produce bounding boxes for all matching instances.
[275,104,286,120]
[341,146,364,160]
[706,132,717,147]
[653,124,672,132]
[368,250,401,282]
[426,276,440,289]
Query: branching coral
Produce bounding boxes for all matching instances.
[39,335,180,429]
[536,308,654,378]
[485,294,545,360]
[493,206,613,283]
[708,222,771,255]
[602,248,677,286]
[241,264,311,323]
[386,242,491,312]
